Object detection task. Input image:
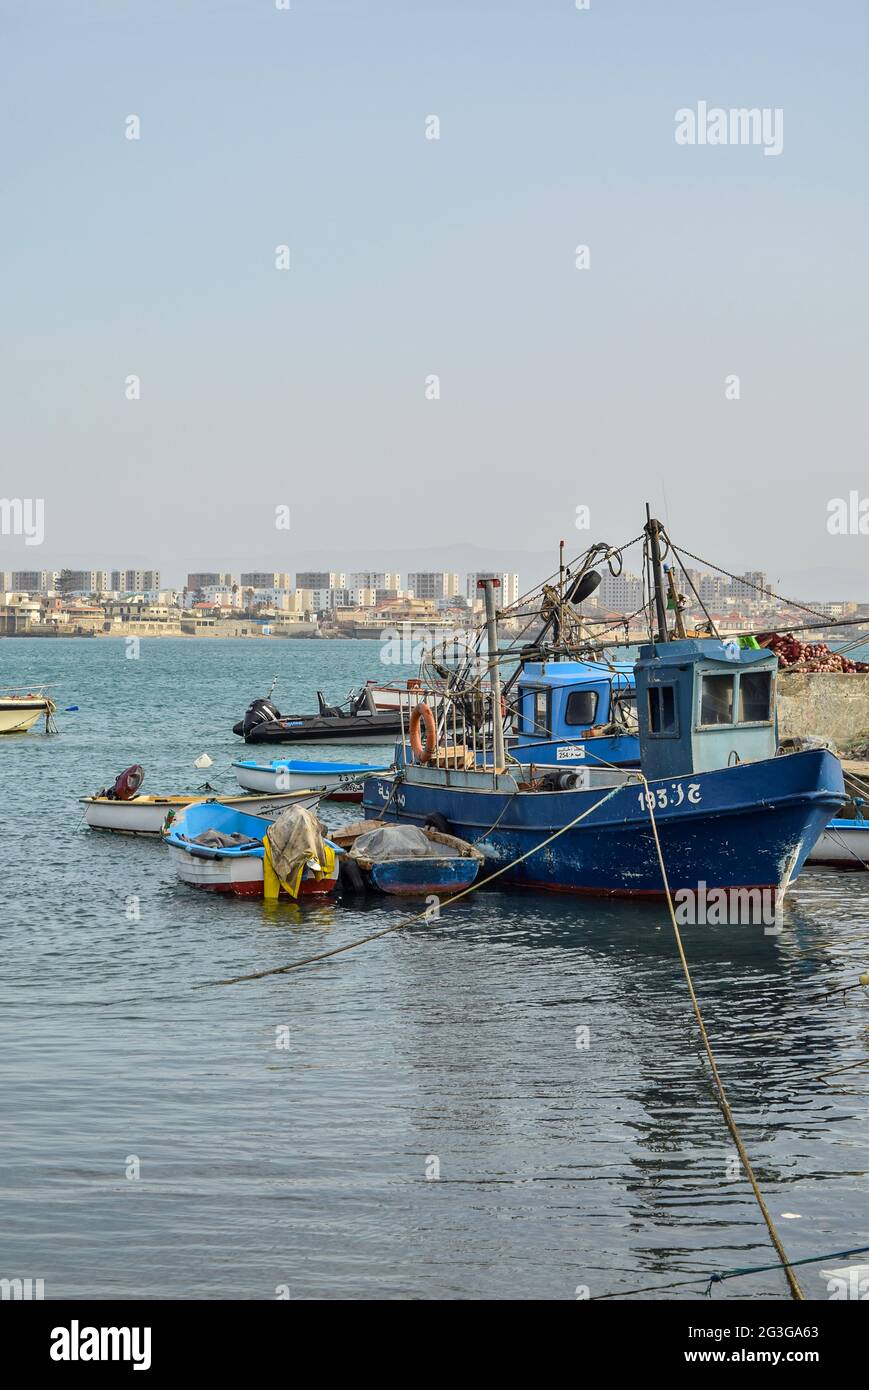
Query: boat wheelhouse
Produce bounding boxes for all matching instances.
[509,660,638,768]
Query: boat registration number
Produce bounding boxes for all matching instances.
[375,780,406,808]
[638,782,701,811]
[556,745,586,761]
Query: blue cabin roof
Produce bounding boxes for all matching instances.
[514,660,637,750]
[518,660,635,687]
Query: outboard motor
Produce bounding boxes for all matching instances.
[102,764,145,801]
[240,697,282,738]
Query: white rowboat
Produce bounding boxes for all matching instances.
[0,691,57,734]
[79,789,321,835]
[807,818,868,869]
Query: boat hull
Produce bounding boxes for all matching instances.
[0,701,51,734]
[232,758,389,799]
[80,790,320,835]
[241,714,403,745]
[165,845,339,896]
[368,857,481,896]
[164,800,340,897]
[362,749,845,897]
[807,819,868,869]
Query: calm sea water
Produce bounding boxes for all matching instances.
[1,637,867,1301]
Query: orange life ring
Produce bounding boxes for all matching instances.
[410,703,437,764]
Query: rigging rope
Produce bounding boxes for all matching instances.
[637,773,805,1301]
[669,541,831,621]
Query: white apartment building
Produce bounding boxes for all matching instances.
[112,569,161,594]
[349,572,400,592]
[240,572,291,590]
[407,571,460,602]
[596,571,644,613]
[7,570,58,595]
[730,571,770,602]
[296,571,346,591]
[56,570,110,594]
[310,587,353,614]
[186,571,235,591]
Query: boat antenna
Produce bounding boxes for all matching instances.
[645,503,670,643]
[267,675,278,700]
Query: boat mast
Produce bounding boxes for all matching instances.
[645,504,670,643]
[479,578,506,772]
[558,539,565,662]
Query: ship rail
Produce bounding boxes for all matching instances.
[394,682,504,785]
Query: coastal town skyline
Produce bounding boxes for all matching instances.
[3,546,867,606]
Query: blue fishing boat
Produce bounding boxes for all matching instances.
[362,518,846,898]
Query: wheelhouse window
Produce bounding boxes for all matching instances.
[564,690,598,726]
[520,689,550,738]
[533,689,550,738]
[612,691,638,730]
[738,670,774,723]
[699,673,735,725]
[648,684,677,734]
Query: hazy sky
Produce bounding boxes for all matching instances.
[2,0,867,595]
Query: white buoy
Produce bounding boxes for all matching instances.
[194,753,213,769]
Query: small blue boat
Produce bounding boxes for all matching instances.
[332,820,484,896]
[233,756,391,801]
[164,801,342,897]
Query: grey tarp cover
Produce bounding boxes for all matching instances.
[266,805,330,882]
[349,824,451,862]
[190,829,255,848]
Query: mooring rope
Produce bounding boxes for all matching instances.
[637,773,806,1301]
[590,1242,869,1300]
